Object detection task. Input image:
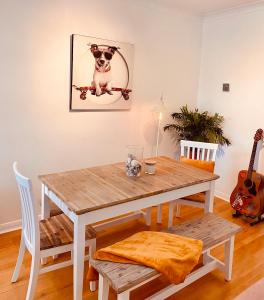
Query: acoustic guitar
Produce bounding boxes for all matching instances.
[230,129,264,218]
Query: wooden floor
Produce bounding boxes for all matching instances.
[1,198,264,300]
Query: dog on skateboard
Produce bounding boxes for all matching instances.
[90,44,118,96]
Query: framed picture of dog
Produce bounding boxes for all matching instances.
[70,34,134,111]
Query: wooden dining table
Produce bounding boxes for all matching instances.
[39,156,219,300]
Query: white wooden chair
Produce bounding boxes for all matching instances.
[11,162,97,300]
[156,140,218,226]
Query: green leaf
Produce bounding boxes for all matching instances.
[163,105,231,147]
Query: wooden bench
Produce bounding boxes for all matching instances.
[91,213,240,300]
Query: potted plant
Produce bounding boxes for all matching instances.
[164,105,231,147]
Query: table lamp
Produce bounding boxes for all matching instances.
[154,94,166,157]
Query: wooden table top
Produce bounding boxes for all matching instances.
[39,156,219,215]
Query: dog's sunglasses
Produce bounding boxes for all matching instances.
[93,50,113,60]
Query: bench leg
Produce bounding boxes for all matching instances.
[117,291,130,300]
[203,250,211,265]
[98,274,109,300]
[224,236,235,281]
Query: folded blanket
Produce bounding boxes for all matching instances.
[88,231,203,284]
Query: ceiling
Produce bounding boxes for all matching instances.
[152,0,263,15]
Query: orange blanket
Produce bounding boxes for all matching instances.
[88,231,203,284]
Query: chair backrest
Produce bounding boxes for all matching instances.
[180,140,218,162]
[13,162,39,252]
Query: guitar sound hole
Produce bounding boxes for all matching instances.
[244,179,253,188]
[249,182,257,196]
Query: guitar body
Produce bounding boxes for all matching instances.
[230,129,264,219]
[230,170,264,217]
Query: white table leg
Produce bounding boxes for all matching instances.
[41,184,51,219]
[73,219,86,300]
[204,181,215,213]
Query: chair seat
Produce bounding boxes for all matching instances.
[182,192,205,203]
[50,207,63,217]
[39,214,96,250]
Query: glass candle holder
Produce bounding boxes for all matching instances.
[145,159,157,175]
[126,145,144,177]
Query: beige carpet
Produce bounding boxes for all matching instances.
[235,278,264,299]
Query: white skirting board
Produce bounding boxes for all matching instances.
[0,218,21,234]
[215,190,230,202]
[0,214,41,235]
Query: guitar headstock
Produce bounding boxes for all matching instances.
[254,128,263,142]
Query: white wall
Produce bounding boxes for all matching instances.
[0,0,202,227]
[198,4,264,200]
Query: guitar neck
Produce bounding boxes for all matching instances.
[247,141,258,179]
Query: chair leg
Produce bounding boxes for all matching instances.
[41,257,48,265]
[89,239,97,292]
[145,208,152,226]
[168,202,175,228]
[157,205,162,224]
[175,204,181,217]
[25,253,40,300]
[117,291,130,300]
[98,274,109,300]
[11,235,26,283]
[90,280,97,293]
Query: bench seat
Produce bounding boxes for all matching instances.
[91,213,240,299]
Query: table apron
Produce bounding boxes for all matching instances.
[44,180,215,225]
